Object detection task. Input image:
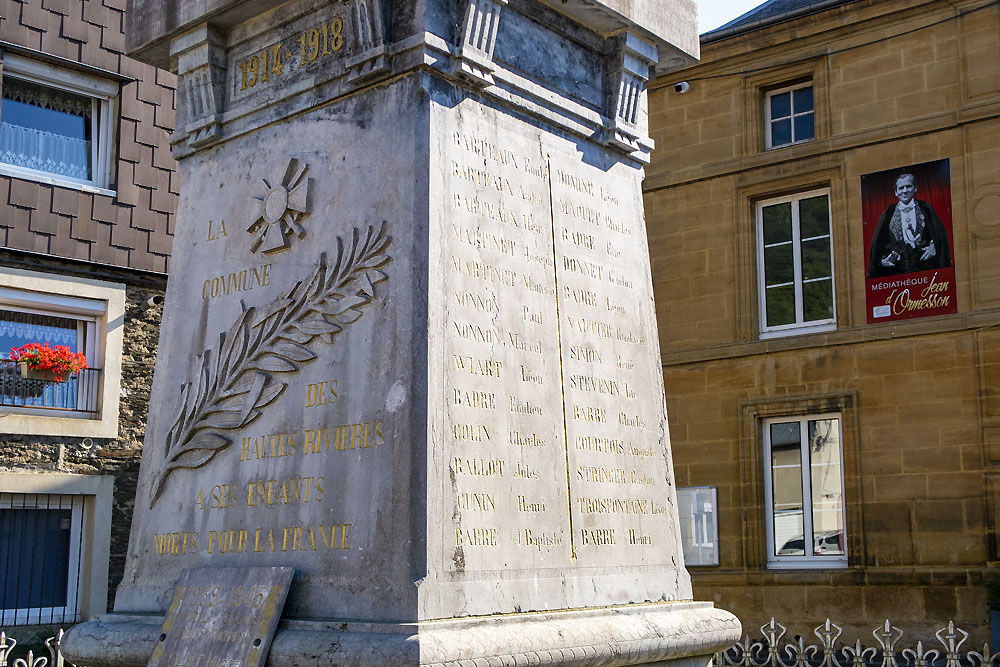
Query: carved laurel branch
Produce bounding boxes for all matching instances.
[149,222,392,508]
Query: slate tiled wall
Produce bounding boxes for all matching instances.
[0,0,177,273]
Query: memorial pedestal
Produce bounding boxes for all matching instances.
[66,603,737,667]
[63,1,740,665]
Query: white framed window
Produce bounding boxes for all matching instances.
[0,267,124,438]
[766,83,814,149]
[756,189,835,337]
[0,291,103,415]
[763,414,846,569]
[0,54,118,193]
[0,473,112,626]
[677,486,718,566]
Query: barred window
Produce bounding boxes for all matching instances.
[0,493,85,626]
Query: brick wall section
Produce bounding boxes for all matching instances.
[0,0,177,273]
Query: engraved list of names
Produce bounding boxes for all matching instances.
[436,102,672,573]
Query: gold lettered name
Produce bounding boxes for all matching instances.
[235,421,386,462]
[239,431,296,462]
[301,419,384,455]
[152,523,353,557]
[884,272,952,315]
[202,264,272,300]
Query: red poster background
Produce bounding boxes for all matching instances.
[862,159,957,324]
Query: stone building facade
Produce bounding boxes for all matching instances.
[645,0,1000,643]
[0,0,175,632]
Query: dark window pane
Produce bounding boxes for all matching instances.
[770,421,804,557]
[803,278,834,322]
[794,113,815,142]
[0,508,71,609]
[799,195,830,238]
[794,86,814,112]
[801,237,831,281]
[770,91,791,119]
[765,285,796,326]
[762,203,792,244]
[770,421,801,447]
[763,244,794,286]
[771,119,792,147]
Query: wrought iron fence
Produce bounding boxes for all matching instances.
[0,629,71,667]
[0,360,100,414]
[718,618,1000,667]
[2,619,999,667]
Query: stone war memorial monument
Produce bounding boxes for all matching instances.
[63,0,740,665]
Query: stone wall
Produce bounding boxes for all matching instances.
[0,0,176,622]
[643,0,1000,645]
[0,250,165,613]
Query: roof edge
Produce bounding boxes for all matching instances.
[700,0,861,44]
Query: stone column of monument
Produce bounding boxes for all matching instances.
[63,1,741,665]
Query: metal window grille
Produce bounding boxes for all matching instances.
[0,493,85,626]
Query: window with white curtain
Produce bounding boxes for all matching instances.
[0,302,98,413]
[0,267,125,437]
[0,54,117,191]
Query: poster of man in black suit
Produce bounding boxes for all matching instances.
[862,159,956,324]
[866,173,951,278]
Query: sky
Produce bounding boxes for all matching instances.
[697,0,767,34]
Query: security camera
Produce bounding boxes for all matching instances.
[674,81,691,94]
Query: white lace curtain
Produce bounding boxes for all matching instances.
[0,310,78,357]
[0,124,90,179]
[0,77,92,180]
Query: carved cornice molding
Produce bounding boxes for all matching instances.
[172,25,227,149]
[345,0,392,84]
[602,31,657,159]
[453,0,508,88]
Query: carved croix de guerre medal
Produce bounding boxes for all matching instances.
[247,158,311,254]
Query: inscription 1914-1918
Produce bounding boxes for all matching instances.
[236,16,349,93]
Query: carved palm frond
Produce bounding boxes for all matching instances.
[149,223,392,507]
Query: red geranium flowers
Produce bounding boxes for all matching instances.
[10,343,88,383]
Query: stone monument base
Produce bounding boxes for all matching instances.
[64,602,738,667]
